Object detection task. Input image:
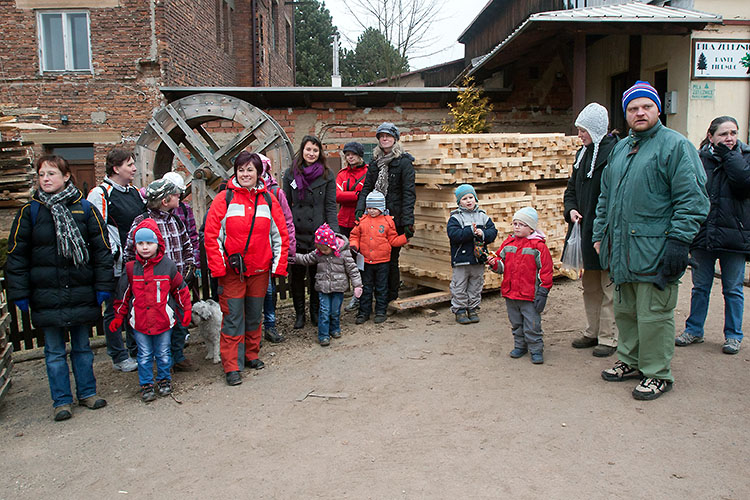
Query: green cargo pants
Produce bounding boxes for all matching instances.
[614,281,679,382]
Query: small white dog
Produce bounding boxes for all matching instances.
[190,299,222,364]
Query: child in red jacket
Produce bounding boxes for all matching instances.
[111,220,192,402]
[350,191,408,324]
[488,207,552,364]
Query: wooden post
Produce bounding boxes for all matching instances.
[192,177,207,232]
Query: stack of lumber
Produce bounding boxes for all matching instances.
[399,133,579,291]
[0,294,13,404]
[0,140,34,208]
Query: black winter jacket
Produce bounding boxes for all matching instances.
[563,135,618,270]
[690,141,750,255]
[356,153,416,228]
[6,189,114,328]
[282,168,339,253]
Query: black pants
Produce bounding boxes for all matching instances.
[359,262,389,317]
[290,261,318,317]
[388,226,405,302]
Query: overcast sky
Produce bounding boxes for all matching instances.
[323,0,491,71]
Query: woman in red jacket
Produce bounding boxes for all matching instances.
[204,152,289,386]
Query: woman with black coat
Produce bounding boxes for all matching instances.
[6,155,114,421]
[675,116,750,355]
[282,135,339,329]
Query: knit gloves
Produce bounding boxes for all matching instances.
[534,287,549,314]
[654,239,690,290]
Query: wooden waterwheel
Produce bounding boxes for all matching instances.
[134,93,294,219]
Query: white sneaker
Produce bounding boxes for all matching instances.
[113,357,138,372]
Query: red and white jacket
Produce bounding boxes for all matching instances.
[113,219,192,336]
[204,177,289,278]
[492,231,553,301]
[336,163,368,229]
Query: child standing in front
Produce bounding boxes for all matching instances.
[447,184,497,324]
[295,223,362,346]
[111,220,192,402]
[350,191,409,324]
[488,207,552,364]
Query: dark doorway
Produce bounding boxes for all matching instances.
[45,145,95,195]
[610,72,629,138]
[653,69,668,126]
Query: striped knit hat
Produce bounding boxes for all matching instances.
[622,81,661,113]
[573,103,609,178]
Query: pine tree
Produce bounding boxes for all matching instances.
[295,1,338,86]
[442,77,492,134]
[341,28,409,85]
[741,52,750,74]
[697,52,708,74]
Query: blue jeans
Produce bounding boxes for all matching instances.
[263,277,276,329]
[43,325,97,408]
[318,292,344,340]
[685,249,745,340]
[103,296,136,362]
[133,329,172,386]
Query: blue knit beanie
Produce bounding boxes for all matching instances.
[622,81,662,113]
[366,191,386,212]
[135,228,158,244]
[513,207,539,231]
[455,184,478,205]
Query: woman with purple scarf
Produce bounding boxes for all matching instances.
[283,135,339,329]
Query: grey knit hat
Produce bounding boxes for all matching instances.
[366,191,386,212]
[146,178,180,203]
[574,103,609,178]
[376,122,400,141]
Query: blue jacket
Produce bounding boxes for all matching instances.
[447,206,497,266]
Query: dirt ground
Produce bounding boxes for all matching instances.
[0,277,748,499]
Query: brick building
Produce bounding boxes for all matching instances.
[0,0,294,197]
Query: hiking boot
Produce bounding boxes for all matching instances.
[675,332,703,346]
[344,296,359,312]
[156,379,172,397]
[467,308,480,323]
[225,371,242,386]
[173,358,198,372]
[355,315,369,325]
[293,314,305,329]
[247,359,265,370]
[509,347,528,358]
[455,309,471,325]
[310,310,319,326]
[264,326,285,343]
[601,360,642,382]
[530,352,544,364]
[53,404,72,422]
[330,330,342,339]
[374,314,387,324]
[632,377,673,401]
[571,336,598,349]
[593,345,617,357]
[319,336,331,347]
[722,338,741,355]
[112,356,138,372]
[141,384,156,402]
[78,395,107,410]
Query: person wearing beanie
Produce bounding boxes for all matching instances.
[355,122,416,304]
[593,81,709,401]
[163,172,202,294]
[487,206,552,364]
[563,103,619,357]
[336,142,369,312]
[111,218,192,402]
[350,191,409,324]
[447,184,497,324]
[294,223,363,346]
[124,176,197,373]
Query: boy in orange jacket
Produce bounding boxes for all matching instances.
[350,191,408,324]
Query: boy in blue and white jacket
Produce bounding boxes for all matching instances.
[447,184,497,324]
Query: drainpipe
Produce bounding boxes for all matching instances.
[252,0,258,86]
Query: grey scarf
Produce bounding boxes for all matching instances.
[36,182,89,267]
[372,142,403,197]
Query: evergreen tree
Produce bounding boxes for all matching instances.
[442,77,492,134]
[341,28,409,85]
[295,0,338,86]
[697,52,708,74]
[741,52,750,74]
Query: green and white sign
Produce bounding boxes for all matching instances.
[692,39,750,79]
[690,82,715,100]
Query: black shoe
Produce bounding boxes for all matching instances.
[263,326,285,343]
[593,345,617,357]
[572,335,598,349]
[467,308,480,323]
[355,315,369,325]
[374,314,387,324]
[53,404,72,421]
[293,314,305,329]
[156,379,172,397]
[319,336,331,347]
[248,359,265,370]
[141,384,157,402]
[226,371,242,386]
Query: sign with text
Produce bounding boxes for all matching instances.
[690,82,715,100]
[692,39,750,79]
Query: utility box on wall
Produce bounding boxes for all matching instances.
[664,91,678,115]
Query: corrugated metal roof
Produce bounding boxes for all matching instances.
[465,1,722,79]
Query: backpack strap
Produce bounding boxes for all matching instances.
[30,199,92,225]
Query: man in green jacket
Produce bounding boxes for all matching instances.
[592,81,709,401]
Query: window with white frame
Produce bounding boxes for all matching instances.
[37,11,92,72]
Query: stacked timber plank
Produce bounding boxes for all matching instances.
[0,294,13,404]
[400,133,579,291]
[0,140,34,208]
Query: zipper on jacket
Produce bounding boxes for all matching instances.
[156,280,161,303]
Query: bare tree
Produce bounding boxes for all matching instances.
[343,0,445,83]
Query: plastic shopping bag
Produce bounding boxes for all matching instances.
[561,220,584,279]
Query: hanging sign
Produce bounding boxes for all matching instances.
[692,39,750,79]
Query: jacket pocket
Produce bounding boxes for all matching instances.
[599,225,610,270]
[627,221,668,274]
